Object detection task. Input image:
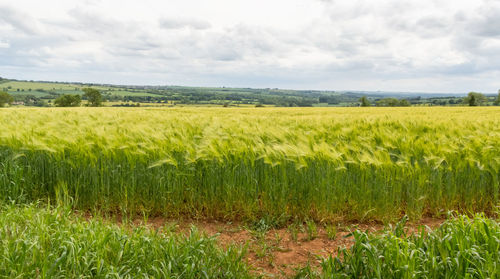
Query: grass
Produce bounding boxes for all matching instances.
[325,224,337,240]
[0,203,252,278]
[0,107,499,223]
[305,220,318,241]
[301,214,500,278]
[1,81,120,92]
[2,81,164,102]
[106,90,162,97]
[1,81,82,91]
[7,90,53,97]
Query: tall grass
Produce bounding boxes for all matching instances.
[0,203,252,278]
[0,107,499,222]
[310,214,500,278]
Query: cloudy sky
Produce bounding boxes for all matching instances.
[0,0,499,92]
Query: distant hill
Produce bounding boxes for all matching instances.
[1,78,497,107]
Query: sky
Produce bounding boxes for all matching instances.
[0,0,499,93]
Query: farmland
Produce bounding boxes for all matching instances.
[1,107,499,221]
[4,78,499,107]
[0,106,499,277]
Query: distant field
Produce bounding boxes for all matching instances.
[0,107,499,222]
[7,90,53,97]
[4,79,493,108]
[2,80,162,100]
[1,81,82,91]
[1,81,124,94]
[106,90,162,97]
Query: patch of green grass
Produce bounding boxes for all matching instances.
[7,90,52,97]
[1,81,121,95]
[2,81,81,91]
[106,90,162,97]
[55,90,84,95]
[0,203,253,278]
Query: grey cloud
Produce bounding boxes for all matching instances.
[470,8,500,37]
[159,18,211,30]
[67,8,130,36]
[168,24,289,63]
[450,3,500,63]
[324,59,375,73]
[416,16,448,30]
[0,5,40,34]
[453,11,467,22]
[389,15,451,39]
[442,62,479,75]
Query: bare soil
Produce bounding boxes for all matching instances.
[111,216,445,278]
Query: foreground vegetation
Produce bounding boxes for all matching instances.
[1,204,498,278]
[0,107,499,222]
[0,106,499,278]
[302,214,500,278]
[0,204,251,279]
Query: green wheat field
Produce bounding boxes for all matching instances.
[1,107,499,278]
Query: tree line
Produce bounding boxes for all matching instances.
[357,91,500,107]
[1,89,500,107]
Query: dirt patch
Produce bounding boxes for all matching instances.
[76,210,445,278]
[243,228,355,277]
[115,216,445,278]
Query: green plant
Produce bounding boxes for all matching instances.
[325,224,337,240]
[359,96,370,107]
[0,204,252,278]
[250,214,289,233]
[463,92,487,106]
[305,220,318,241]
[82,87,102,107]
[54,94,81,107]
[0,91,13,107]
[319,214,500,278]
[288,223,300,242]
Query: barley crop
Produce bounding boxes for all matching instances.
[0,107,498,222]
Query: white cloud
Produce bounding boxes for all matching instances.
[0,0,499,92]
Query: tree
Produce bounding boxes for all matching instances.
[463,92,486,106]
[82,88,102,107]
[359,96,371,107]
[494,90,500,106]
[399,99,411,106]
[375,98,412,107]
[469,94,477,106]
[376,98,399,107]
[0,91,13,107]
[54,94,81,107]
